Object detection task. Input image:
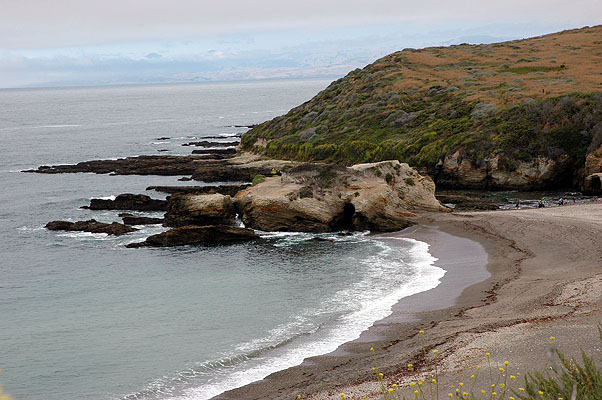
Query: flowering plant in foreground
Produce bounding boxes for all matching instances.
[322,325,602,400]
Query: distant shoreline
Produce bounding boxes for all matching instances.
[217,203,602,399]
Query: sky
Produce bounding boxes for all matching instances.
[1,0,601,88]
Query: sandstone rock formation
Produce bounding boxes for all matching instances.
[435,151,572,190]
[164,193,236,227]
[583,145,602,194]
[234,160,444,232]
[46,220,138,235]
[126,225,257,247]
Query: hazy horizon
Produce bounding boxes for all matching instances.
[2,1,601,89]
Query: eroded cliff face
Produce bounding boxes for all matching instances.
[234,160,444,233]
[585,145,602,175]
[435,151,576,190]
[583,145,602,194]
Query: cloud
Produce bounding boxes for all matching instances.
[1,0,601,49]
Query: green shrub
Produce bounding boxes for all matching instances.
[299,186,313,199]
[252,174,266,186]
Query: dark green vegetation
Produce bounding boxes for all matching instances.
[241,26,602,190]
[243,84,601,176]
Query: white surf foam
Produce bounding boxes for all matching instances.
[36,124,81,128]
[161,237,444,400]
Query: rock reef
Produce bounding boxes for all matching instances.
[83,194,167,211]
[46,220,138,235]
[126,225,257,248]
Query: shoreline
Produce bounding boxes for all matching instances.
[213,215,497,399]
[215,203,602,399]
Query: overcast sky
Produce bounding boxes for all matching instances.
[1,0,600,88]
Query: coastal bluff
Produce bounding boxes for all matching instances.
[241,26,602,195]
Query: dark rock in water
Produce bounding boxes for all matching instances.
[156,137,170,140]
[83,194,168,211]
[310,237,334,242]
[337,231,354,236]
[164,193,236,227]
[191,148,237,156]
[203,132,244,139]
[435,193,499,211]
[157,149,169,152]
[46,219,138,235]
[182,141,239,147]
[126,225,257,248]
[178,177,193,181]
[121,215,164,225]
[24,154,277,183]
[24,155,202,176]
[146,184,250,196]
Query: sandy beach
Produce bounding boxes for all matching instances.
[216,202,602,399]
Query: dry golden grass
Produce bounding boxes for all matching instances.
[385,25,602,105]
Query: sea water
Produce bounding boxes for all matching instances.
[0,80,444,400]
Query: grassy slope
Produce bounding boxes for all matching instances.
[241,26,602,185]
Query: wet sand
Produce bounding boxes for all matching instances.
[215,203,602,399]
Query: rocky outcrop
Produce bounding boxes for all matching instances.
[146,184,251,196]
[46,219,138,235]
[583,173,602,195]
[182,141,239,147]
[191,148,238,156]
[84,194,167,211]
[435,151,573,190]
[585,144,602,176]
[164,193,236,227]
[583,145,602,194]
[25,154,294,184]
[234,160,444,232]
[126,225,257,247]
[25,155,203,175]
[119,214,164,225]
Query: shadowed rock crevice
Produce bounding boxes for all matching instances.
[330,202,355,231]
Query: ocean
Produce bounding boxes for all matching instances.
[0,80,444,400]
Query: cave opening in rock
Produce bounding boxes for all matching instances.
[332,202,356,230]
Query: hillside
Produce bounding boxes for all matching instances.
[241,26,602,193]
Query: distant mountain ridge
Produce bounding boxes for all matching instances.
[242,26,602,194]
